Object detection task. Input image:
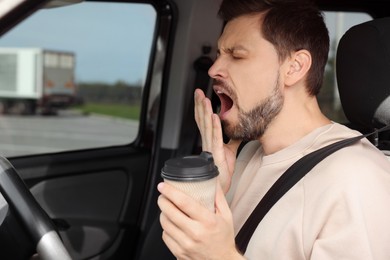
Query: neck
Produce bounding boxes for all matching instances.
[258,95,331,155]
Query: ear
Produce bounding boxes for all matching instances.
[284,49,311,86]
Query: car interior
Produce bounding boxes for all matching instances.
[0,0,390,259]
[336,17,390,152]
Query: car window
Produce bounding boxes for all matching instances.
[319,11,372,123]
[0,2,157,157]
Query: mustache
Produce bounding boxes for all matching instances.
[213,79,227,88]
[213,79,234,97]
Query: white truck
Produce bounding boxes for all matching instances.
[0,47,77,115]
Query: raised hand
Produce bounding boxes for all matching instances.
[194,88,241,193]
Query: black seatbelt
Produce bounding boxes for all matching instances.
[235,125,390,254]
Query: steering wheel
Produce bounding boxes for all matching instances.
[0,156,71,259]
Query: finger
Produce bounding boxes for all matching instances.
[194,89,209,150]
[160,211,182,239]
[211,113,225,162]
[157,193,190,226]
[210,114,230,187]
[158,182,211,223]
[162,229,197,260]
[194,89,205,133]
[158,193,198,243]
[201,97,214,151]
[161,229,185,258]
[160,211,189,254]
[194,88,214,152]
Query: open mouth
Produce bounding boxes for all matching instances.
[214,87,234,117]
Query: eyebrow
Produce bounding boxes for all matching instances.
[218,45,249,54]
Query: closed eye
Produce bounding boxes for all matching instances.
[231,54,244,60]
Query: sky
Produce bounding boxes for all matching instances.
[0,2,156,85]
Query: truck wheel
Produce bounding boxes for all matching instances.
[24,101,37,115]
[0,101,8,115]
[13,101,27,115]
[13,100,36,115]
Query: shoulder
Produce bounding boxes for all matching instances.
[320,137,390,178]
[308,123,390,180]
[303,135,390,210]
[302,123,390,205]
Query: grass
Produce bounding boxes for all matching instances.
[73,102,141,120]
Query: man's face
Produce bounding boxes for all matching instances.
[209,14,284,141]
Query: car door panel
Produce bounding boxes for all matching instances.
[10,148,150,259]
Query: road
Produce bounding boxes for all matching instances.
[0,110,139,157]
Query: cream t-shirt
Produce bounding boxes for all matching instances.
[227,123,390,259]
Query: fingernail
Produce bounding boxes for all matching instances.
[157,182,164,192]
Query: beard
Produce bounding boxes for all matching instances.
[221,75,284,142]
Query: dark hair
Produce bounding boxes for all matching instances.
[219,0,329,96]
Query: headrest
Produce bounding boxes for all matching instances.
[336,17,390,130]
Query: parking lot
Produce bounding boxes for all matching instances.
[0,110,138,157]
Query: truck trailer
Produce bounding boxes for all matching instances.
[0,47,77,115]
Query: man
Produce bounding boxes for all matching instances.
[158,0,390,259]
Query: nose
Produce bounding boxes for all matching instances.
[208,56,226,79]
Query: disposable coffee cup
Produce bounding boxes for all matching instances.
[161,151,219,212]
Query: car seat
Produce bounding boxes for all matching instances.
[336,17,390,152]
